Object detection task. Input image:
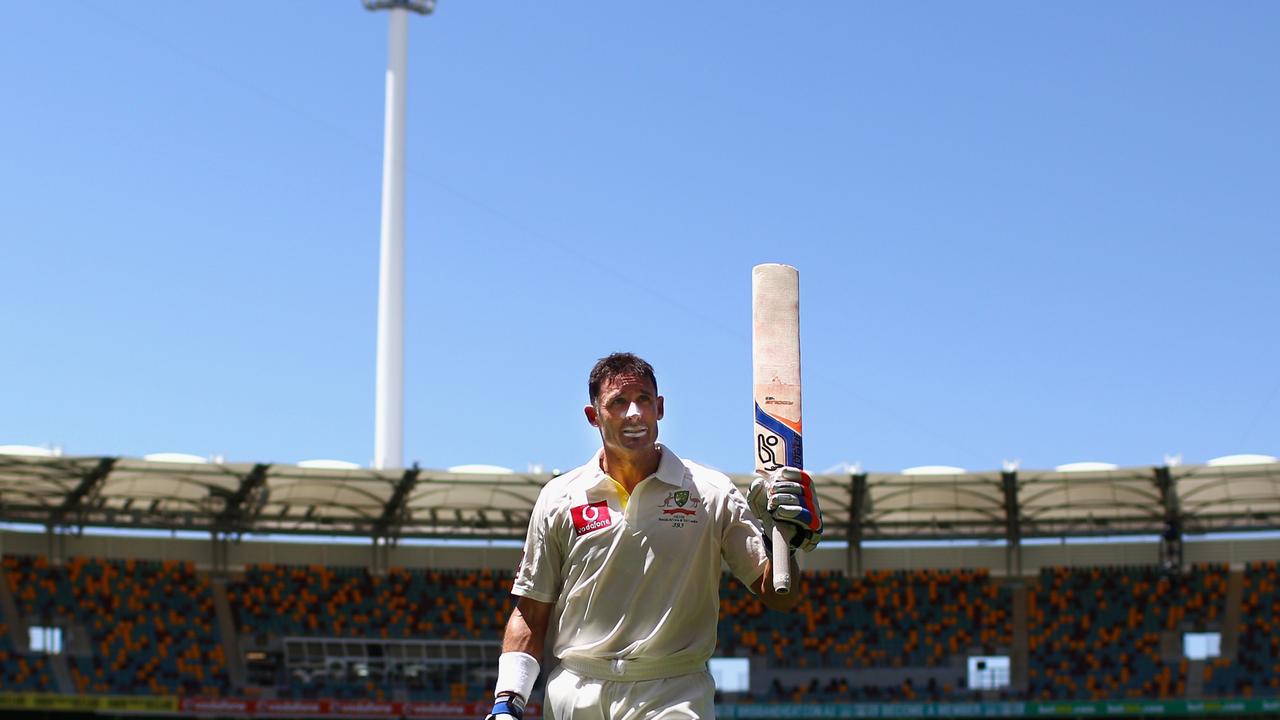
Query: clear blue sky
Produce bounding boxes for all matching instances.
[2,2,1277,475]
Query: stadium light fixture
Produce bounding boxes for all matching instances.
[364,0,435,13]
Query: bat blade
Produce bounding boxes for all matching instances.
[751,263,802,594]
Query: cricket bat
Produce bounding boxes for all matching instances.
[752,263,803,594]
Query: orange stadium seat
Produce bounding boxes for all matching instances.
[3,554,229,697]
[1027,564,1230,701]
[6,555,1274,704]
[1203,561,1280,698]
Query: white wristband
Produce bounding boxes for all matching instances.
[495,651,540,701]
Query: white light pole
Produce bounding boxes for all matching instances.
[366,0,434,470]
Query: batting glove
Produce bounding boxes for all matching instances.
[485,693,525,720]
[748,466,823,552]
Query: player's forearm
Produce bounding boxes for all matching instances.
[502,596,552,662]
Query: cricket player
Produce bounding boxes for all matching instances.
[485,352,822,720]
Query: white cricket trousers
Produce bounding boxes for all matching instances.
[544,665,716,720]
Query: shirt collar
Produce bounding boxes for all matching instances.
[651,444,689,488]
[584,443,689,491]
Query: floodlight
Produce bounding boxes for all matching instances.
[363,0,435,14]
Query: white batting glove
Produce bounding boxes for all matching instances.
[748,466,823,552]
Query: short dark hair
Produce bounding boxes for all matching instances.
[588,352,658,405]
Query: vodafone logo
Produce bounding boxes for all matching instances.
[571,501,613,536]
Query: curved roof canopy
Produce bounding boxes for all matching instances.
[1,452,1277,541]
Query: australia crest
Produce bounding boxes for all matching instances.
[660,490,701,525]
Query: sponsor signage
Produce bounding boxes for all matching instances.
[257,699,327,716]
[0,693,177,712]
[0,695,542,718]
[329,700,397,716]
[184,698,252,713]
[570,500,613,536]
[714,700,1280,719]
[5,694,1277,719]
[176,697,544,718]
[405,701,472,716]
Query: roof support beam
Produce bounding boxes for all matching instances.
[52,457,115,528]
[375,465,420,541]
[216,463,271,533]
[847,473,868,576]
[1002,469,1022,577]
[1155,465,1182,573]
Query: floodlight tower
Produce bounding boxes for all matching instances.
[366,0,433,470]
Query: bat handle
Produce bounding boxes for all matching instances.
[771,524,794,594]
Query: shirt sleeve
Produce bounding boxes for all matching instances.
[511,487,563,603]
[720,482,769,590]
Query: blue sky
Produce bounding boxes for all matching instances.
[2,2,1277,475]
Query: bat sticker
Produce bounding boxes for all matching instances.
[755,403,802,471]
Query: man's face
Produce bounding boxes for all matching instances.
[585,373,664,456]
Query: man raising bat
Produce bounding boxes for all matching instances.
[484,353,822,720]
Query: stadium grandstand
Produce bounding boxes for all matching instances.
[2,447,1279,719]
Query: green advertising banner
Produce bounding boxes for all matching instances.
[0,693,177,713]
[715,699,1280,719]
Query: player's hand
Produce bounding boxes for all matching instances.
[485,693,525,720]
[749,466,823,552]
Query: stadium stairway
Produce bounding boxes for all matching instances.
[1220,570,1244,658]
[1160,631,1182,663]
[211,576,247,693]
[0,575,24,649]
[48,650,74,694]
[1186,660,1206,698]
[0,574,75,694]
[1011,582,1029,693]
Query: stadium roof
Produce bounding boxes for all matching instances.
[1,451,1277,542]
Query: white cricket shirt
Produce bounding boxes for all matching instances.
[512,444,768,680]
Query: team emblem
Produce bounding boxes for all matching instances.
[660,491,700,521]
